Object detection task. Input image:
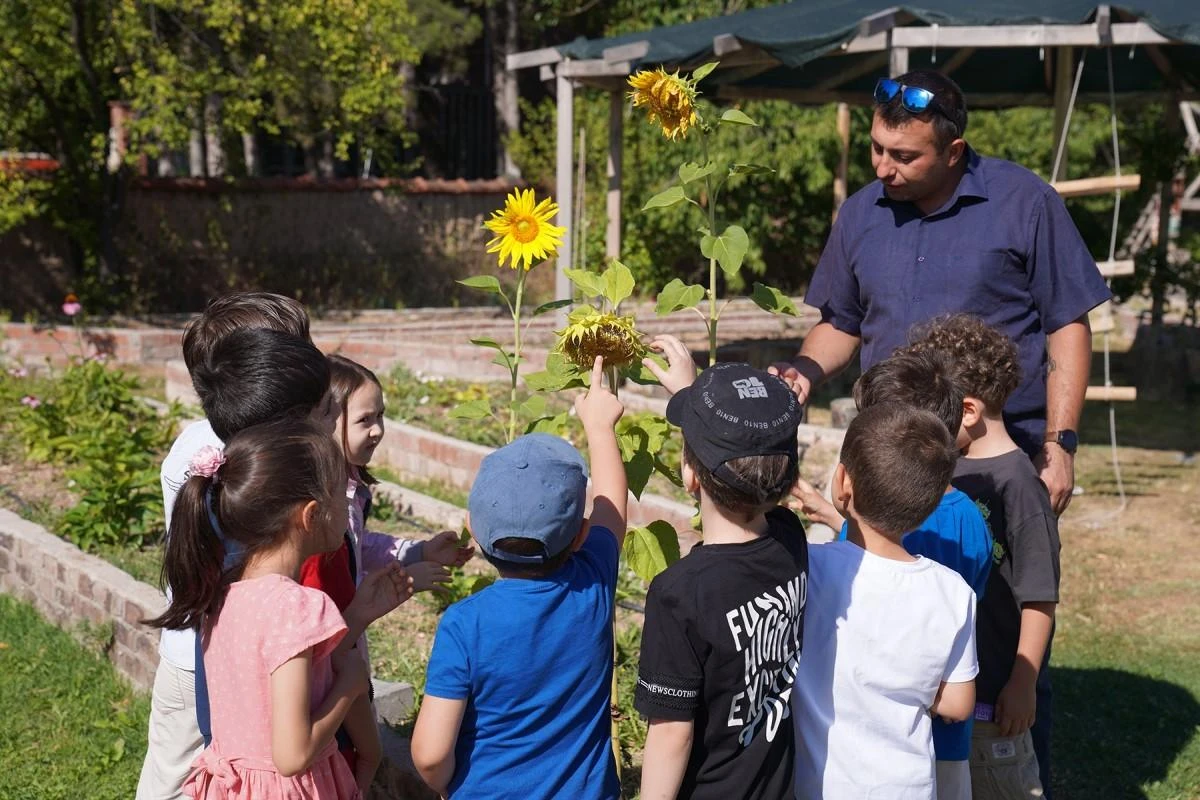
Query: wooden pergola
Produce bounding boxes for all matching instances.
[506,2,1200,309]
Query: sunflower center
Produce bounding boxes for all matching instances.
[512,216,539,243]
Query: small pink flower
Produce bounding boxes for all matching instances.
[62,293,81,317]
[189,445,226,479]
[20,395,40,409]
[7,367,28,378]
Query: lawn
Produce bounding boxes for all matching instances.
[0,595,149,800]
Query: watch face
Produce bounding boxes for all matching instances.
[1059,430,1079,453]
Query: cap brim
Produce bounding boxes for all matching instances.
[665,388,691,428]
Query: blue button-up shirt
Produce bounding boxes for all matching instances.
[806,147,1111,454]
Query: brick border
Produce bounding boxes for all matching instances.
[0,507,166,690]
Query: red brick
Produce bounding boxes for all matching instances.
[124,600,145,625]
[78,571,94,599]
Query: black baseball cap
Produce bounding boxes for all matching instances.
[666,362,802,501]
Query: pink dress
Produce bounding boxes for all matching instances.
[183,574,362,800]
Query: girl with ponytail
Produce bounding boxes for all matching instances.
[148,417,410,799]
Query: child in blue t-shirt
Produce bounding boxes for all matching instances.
[412,357,627,800]
[791,348,991,800]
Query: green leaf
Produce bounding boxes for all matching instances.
[470,337,503,351]
[564,268,605,299]
[623,357,663,385]
[448,399,492,420]
[533,299,573,316]
[526,411,569,436]
[750,282,799,316]
[623,449,655,500]
[457,275,503,294]
[655,278,706,315]
[523,353,586,392]
[720,108,758,127]
[730,163,775,176]
[518,394,547,419]
[623,520,682,582]
[700,225,750,276]
[678,161,717,185]
[691,61,719,82]
[601,260,636,308]
[642,185,687,211]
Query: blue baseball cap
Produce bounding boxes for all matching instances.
[468,433,589,564]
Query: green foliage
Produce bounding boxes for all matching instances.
[623,520,681,582]
[8,358,177,550]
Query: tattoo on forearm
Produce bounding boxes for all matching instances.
[1046,357,1058,373]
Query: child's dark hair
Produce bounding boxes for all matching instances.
[481,537,576,578]
[183,293,310,399]
[147,417,344,631]
[682,441,798,518]
[854,350,964,437]
[328,353,383,484]
[902,314,1021,413]
[191,327,330,441]
[839,403,957,538]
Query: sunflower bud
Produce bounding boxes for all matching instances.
[627,68,700,141]
[555,307,646,369]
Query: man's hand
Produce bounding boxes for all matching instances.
[994,673,1037,737]
[424,530,474,567]
[348,562,412,626]
[641,335,699,396]
[767,361,812,405]
[407,561,453,593]
[1035,443,1074,515]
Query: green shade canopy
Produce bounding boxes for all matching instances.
[513,2,1200,106]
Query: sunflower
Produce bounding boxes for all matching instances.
[555,307,646,369]
[483,188,566,270]
[628,68,699,141]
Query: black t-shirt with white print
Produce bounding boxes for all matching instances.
[635,508,808,800]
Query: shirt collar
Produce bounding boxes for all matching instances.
[875,144,989,207]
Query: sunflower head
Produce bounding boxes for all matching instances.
[627,68,699,141]
[555,307,646,369]
[484,188,567,270]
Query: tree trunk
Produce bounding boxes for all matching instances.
[189,105,206,177]
[242,132,260,177]
[204,94,225,177]
[491,0,521,178]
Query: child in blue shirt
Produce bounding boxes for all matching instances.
[791,348,991,799]
[412,357,626,800]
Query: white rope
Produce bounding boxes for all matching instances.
[1051,49,1087,184]
[1103,44,1128,510]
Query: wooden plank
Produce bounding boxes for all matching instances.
[555,71,574,318]
[1085,385,1137,401]
[890,21,1177,49]
[603,41,650,63]
[1052,174,1141,197]
[817,52,888,90]
[713,34,742,56]
[558,59,632,78]
[1089,301,1115,333]
[1097,259,1135,277]
[606,91,623,261]
[506,47,562,71]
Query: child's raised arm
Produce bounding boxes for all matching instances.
[270,647,369,776]
[574,356,627,547]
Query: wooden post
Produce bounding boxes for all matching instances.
[555,69,575,308]
[1052,46,1075,182]
[833,102,851,222]
[606,91,624,262]
[888,45,909,77]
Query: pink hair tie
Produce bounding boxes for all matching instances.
[189,445,226,480]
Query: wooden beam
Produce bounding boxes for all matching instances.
[555,71,574,313]
[715,86,1200,107]
[888,43,909,77]
[606,91,623,262]
[1052,46,1076,183]
[1085,385,1137,401]
[890,21,1177,48]
[1097,259,1135,277]
[858,7,913,38]
[713,33,743,57]
[603,41,649,64]
[940,47,976,77]
[816,52,889,90]
[558,59,632,78]
[1052,174,1141,197]
[1182,198,1200,212]
[507,47,562,71]
[1089,301,1115,333]
[833,103,850,222]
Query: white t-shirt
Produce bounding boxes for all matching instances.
[792,540,977,800]
[157,418,223,670]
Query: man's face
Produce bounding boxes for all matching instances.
[870,111,961,206]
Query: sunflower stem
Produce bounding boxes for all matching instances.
[702,134,719,367]
[508,268,527,443]
[605,364,620,398]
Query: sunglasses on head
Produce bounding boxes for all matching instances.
[874,78,961,135]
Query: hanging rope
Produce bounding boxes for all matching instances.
[1103,44,1128,509]
[1051,50,1087,184]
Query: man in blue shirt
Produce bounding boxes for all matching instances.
[772,70,1110,798]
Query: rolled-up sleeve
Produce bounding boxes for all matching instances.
[804,211,865,337]
[1026,189,1113,332]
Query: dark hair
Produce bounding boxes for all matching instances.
[839,403,957,538]
[901,314,1021,413]
[328,354,383,485]
[183,292,310,397]
[854,350,964,437]
[146,417,345,631]
[482,537,576,578]
[191,327,331,441]
[876,70,967,151]
[683,440,798,518]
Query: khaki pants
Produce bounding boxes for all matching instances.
[936,759,972,800]
[136,659,204,800]
[969,722,1044,800]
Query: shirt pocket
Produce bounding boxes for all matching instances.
[926,248,1028,318]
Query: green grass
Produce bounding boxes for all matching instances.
[0,595,149,800]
